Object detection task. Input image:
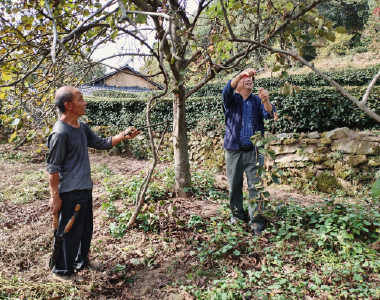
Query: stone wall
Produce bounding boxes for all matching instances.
[267,127,380,195]
[92,126,380,195]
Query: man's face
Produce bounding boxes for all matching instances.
[237,76,254,93]
[68,90,87,116]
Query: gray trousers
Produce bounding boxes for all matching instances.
[225,149,266,230]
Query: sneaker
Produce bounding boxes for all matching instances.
[52,273,84,283]
[87,261,103,271]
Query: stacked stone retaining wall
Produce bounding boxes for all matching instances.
[92,126,380,195]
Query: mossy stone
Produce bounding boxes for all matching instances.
[319,138,332,146]
[322,161,335,169]
[302,138,318,145]
[316,173,342,193]
[301,169,316,179]
[347,155,367,167]
[368,159,380,167]
[283,138,298,145]
[314,155,327,163]
[316,147,328,154]
[333,161,353,180]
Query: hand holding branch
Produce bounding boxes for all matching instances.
[123,127,141,140]
[240,68,257,79]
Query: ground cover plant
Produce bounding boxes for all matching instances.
[1,143,379,299]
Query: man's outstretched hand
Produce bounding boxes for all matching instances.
[123,127,141,139]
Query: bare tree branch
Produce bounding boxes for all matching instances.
[61,0,117,43]
[362,69,380,105]
[118,0,146,40]
[219,0,236,39]
[97,53,154,63]
[44,0,70,63]
[122,10,172,19]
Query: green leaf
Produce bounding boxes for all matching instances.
[287,2,294,10]
[335,26,346,34]
[353,273,363,282]
[258,167,266,177]
[135,13,148,24]
[272,65,281,72]
[110,29,118,40]
[267,150,276,160]
[262,191,270,198]
[308,27,316,36]
[325,32,336,42]
[294,41,305,48]
[231,2,242,10]
[271,174,281,184]
[211,34,220,43]
[10,118,20,126]
[324,21,332,29]
[258,148,268,154]
[370,178,380,200]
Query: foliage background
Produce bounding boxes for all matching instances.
[83,65,380,135]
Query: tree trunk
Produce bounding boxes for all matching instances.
[172,85,191,197]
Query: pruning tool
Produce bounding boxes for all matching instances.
[49,204,81,270]
[123,119,170,137]
[242,67,265,78]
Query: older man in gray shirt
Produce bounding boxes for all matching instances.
[47,86,140,282]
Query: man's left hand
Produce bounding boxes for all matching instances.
[259,87,269,103]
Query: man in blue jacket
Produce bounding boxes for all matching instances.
[223,68,276,236]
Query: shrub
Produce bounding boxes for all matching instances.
[92,90,138,98]
[85,86,380,134]
[316,32,353,59]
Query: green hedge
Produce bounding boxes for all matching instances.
[85,86,380,134]
[91,89,164,99]
[191,64,380,97]
[268,86,380,133]
[92,90,138,98]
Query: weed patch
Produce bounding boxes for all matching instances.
[0,169,49,204]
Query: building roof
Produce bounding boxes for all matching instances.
[82,63,163,90]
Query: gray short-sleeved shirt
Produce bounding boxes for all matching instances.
[46,120,112,193]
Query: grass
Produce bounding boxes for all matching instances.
[1,146,379,299]
[0,274,81,299]
[180,199,380,300]
[0,169,49,204]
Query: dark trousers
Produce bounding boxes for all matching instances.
[53,189,93,275]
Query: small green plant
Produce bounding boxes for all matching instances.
[188,215,204,228]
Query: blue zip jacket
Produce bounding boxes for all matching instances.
[223,80,276,150]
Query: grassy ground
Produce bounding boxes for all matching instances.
[0,143,379,300]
